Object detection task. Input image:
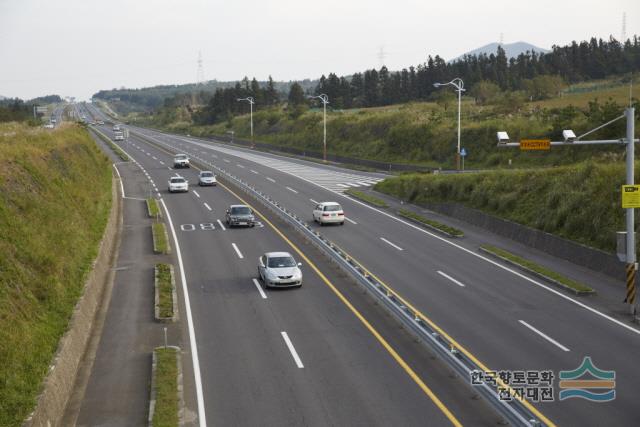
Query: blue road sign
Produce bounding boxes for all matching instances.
[460,148,467,157]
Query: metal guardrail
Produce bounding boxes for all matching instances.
[128,129,546,427]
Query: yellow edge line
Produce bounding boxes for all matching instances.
[218,181,463,427]
[327,245,556,426]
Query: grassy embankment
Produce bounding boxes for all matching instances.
[0,122,112,426]
[374,161,629,253]
[121,77,636,170]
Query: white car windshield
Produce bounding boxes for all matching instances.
[201,172,213,177]
[268,257,296,268]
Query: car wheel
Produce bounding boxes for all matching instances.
[340,222,345,225]
[319,221,324,226]
[251,223,255,228]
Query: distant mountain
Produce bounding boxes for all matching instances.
[451,41,550,62]
[0,95,6,100]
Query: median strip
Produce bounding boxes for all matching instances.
[398,209,464,237]
[479,244,594,295]
[90,127,129,161]
[152,222,171,254]
[155,264,177,322]
[345,189,388,208]
[149,347,182,427]
[147,198,161,218]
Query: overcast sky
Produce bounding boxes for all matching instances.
[0,0,637,100]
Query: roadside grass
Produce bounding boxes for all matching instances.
[398,209,464,237]
[156,264,174,319]
[345,189,388,208]
[480,244,593,293]
[374,162,627,253]
[152,222,170,254]
[147,198,161,218]
[0,122,112,426]
[152,348,179,427]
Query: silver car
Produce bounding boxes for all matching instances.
[258,252,302,288]
[198,171,217,186]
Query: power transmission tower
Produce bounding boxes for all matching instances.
[196,51,204,85]
[621,12,627,43]
[499,33,504,46]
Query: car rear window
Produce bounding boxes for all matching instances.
[171,177,186,183]
[324,205,342,212]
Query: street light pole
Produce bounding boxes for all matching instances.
[237,97,255,148]
[308,94,329,162]
[434,78,465,170]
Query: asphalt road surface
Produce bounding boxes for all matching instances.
[84,102,640,426]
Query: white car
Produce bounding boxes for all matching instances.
[43,123,54,129]
[313,202,345,225]
[173,154,190,168]
[113,125,121,131]
[258,252,302,288]
[168,176,189,193]
[198,171,217,186]
[114,132,124,141]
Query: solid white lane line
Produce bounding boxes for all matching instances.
[519,320,570,352]
[437,271,466,287]
[309,198,319,204]
[266,177,276,183]
[204,202,212,211]
[112,164,125,197]
[252,278,267,299]
[216,219,226,231]
[286,186,298,194]
[380,237,403,251]
[345,217,357,225]
[281,332,304,368]
[250,169,259,174]
[159,199,207,426]
[232,243,244,259]
[192,190,200,198]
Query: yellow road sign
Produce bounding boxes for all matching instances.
[520,139,551,150]
[622,185,640,208]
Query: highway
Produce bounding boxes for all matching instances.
[84,103,640,425]
[76,103,501,426]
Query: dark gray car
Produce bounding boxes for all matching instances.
[225,204,255,227]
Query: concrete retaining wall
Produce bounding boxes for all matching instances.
[425,202,626,280]
[24,175,122,427]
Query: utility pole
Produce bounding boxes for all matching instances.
[236,97,255,148]
[497,106,638,316]
[434,78,465,170]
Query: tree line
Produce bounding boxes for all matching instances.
[155,35,640,125]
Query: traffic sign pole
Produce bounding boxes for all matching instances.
[625,106,636,315]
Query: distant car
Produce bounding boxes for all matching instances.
[258,252,302,288]
[173,154,190,168]
[168,176,189,193]
[50,118,57,123]
[114,132,124,141]
[97,120,104,125]
[225,204,255,227]
[198,171,217,186]
[313,201,345,225]
[113,125,121,131]
[43,123,54,129]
